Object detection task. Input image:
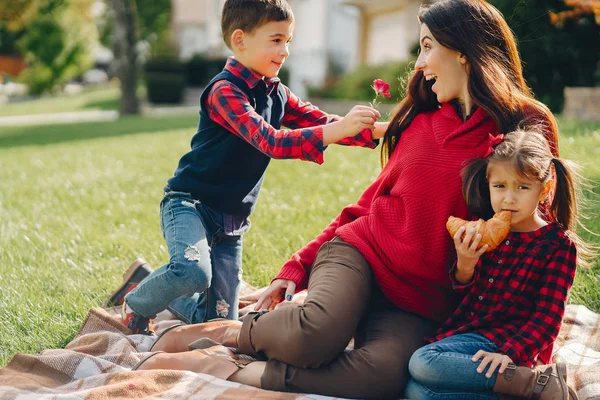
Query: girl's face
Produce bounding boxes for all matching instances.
[487,160,549,232]
[415,24,470,105]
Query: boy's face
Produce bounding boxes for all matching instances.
[234,19,294,78]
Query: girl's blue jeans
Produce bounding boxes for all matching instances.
[405,333,501,399]
[125,191,245,324]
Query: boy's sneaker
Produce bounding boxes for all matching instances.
[122,302,155,335]
[104,258,153,307]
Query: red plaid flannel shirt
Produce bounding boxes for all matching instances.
[431,223,577,367]
[206,57,377,164]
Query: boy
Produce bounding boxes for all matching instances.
[107,0,387,334]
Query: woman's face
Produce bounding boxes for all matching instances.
[415,24,470,105]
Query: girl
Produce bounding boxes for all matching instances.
[405,129,594,399]
[132,1,562,398]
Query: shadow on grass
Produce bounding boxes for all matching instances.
[0,114,199,149]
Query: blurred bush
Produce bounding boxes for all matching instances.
[185,55,288,87]
[278,67,290,85]
[186,55,227,87]
[308,59,415,102]
[146,72,186,103]
[145,56,186,75]
[144,56,186,103]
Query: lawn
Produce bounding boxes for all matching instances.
[0,85,120,117]
[0,115,598,367]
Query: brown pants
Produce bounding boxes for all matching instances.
[238,238,439,399]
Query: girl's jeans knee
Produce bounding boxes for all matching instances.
[407,333,499,398]
[126,191,244,324]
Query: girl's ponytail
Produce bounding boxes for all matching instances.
[549,158,576,231]
[550,158,597,269]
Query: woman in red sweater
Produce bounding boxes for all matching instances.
[135,0,559,398]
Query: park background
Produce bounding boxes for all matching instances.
[0,0,599,367]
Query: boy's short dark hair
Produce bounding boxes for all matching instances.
[222,0,294,49]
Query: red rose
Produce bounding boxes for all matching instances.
[373,78,391,95]
[371,78,392,107]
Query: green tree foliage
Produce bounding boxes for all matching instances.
[0,0,39,55]
[136,0,172,55]
[0,0,97,95]
[490,0,600,112]
[0,0,41,31]
[98,0,172,56]
[549,0,600,25]
[0,22,24,55]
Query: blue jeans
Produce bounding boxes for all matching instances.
[405,333,500,399]
[125,191,244,323]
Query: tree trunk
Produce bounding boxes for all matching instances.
[112,0,140,116]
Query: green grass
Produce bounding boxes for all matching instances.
[0,85,120,117]
[0,116,598,367]
[555,119,600,307]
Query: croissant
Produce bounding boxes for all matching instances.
[446,211,512,252]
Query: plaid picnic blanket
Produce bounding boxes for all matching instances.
[0,287,599,399]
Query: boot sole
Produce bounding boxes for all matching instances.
[104,258,151,307]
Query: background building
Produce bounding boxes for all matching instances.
[170,0,426,97]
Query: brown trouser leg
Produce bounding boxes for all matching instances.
[238,237,373,368]
[265,307,437,399]
[238,238,439,399]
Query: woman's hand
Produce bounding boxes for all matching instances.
[372,121,390,139]
[472,350,513,378]
[254,279,296,311]
[453,226,488,284]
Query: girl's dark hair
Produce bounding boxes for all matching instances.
[381,0,559,165]
[222,0,294,49]
[462,129,596,268]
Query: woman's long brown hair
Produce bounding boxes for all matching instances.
[381,0,559,166]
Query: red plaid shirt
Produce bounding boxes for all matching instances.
[206,57,377,164]
[430,223,577,367]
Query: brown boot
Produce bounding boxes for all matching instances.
[151,319,242,353]
[133,344,251,380]
[104,258,153,307]
[493,362,578,400]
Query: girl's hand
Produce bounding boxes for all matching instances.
[472,350,513,378]
[254,279,296,311]
[454,226,488,279]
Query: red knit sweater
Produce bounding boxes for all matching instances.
[275,103,502,323]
